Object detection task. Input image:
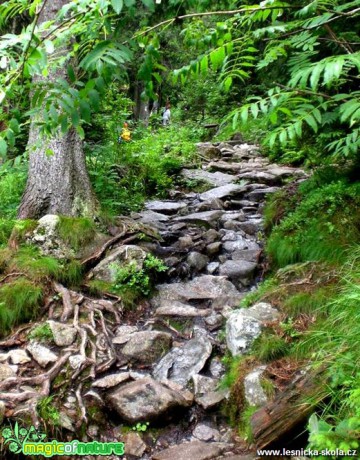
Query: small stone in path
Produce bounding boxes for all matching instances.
[187,251,209,271]
[153,440,224,460]
[123,432,147,458]
[26,342,58,368]
[145,200,187,214]
[155,300,211,317]
[193,423,221,442]
[47,321,77,347]
[112,325,138,345]
[92,372,130,389]
[174,210,224,228]
[199,184,247,202]
[196,389,229,410]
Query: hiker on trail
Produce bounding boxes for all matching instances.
[120,122,131,142]
[162,103,171,126]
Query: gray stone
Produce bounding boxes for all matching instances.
[153,328,212,387]
[203,229,220,243]
[136,210,169,228]
[226,303,280,356]
[196,389,229,409]
[206,262,220,274]
[47,321,77,347]
[205,312,223,330]
[238,171,277,183]
[121,331,172,363]
[0,363,16,380]
[209,357,225,379]
[267,165,306,178]
[68,354,86,369]
[92,372,130,389]
[223,239,260,253]
[156,300,211,317]
[30,215,71,258]
[91,245,147,282]
[182,169,237,187]
[152,275,244,310]
[244,366,268,406]
[237,221,262,235]
[232,249,260,262]
[219,260,257,280]
[153,441,224,460]
[58,412,75,432]
[112,325,138,345]
[8,349,31,364]
[174,210,224,228]
[199,184,246,202]
[145,200,187,214]
[208,161,242,173]
[192,374,218,395]
[187,252,209,271]
[106,377,192,423]
[193,423,221,442]
[124,432,147,457]
[177,235,193,250]
[26,342,58,368]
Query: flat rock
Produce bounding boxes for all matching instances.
[196,142,221,159]
[91,245,147,282]
[8,349,31,365]
[199,184,247,202]
[47,321,77,347]
[145,200,187,214]
[121,331,172,363]
[223,239,260,253]
[219,260,257,280]
[232,249,261,262]
[247,187,280,201]
[92,372,130,389]
[174,210,224,228]
[112,325,138,345]
[136,210,169,228]
[226,303,280,356]
[196,389,229,409]
[155,300,211,317]
[106,377,192,423]
[192,374,218,395]
[26,342,58,368]
[182,169,237,187]
[153,328,212,387]
[152,275,244,309]
[208,161,242,173]
[153,440,224,460]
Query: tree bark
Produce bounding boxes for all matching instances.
[18,0,97,219]
[250,368,327,449]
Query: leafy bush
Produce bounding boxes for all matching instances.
[29,323,54,342]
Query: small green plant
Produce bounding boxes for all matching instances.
[251,331,288,362]
[112,254,167,298]
[36,396,60,426]
[132,422,149,432]
[29,323,54,342]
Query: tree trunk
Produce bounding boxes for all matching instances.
[250,368,327,449]
[18,0,97,219]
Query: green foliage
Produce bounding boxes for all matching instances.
[29,323,54,342]
[238,405,258,443]
[0,160,27,219]
[266,180,360,268]
[111,254,167,300]
[132,422,149,432]
[0,219,14,246]
[0,278,43,336]
[87,123,201,215]
[220,355,245,389]
[58,217,96,251]
[36,396,60,427]
[251,330,288,362]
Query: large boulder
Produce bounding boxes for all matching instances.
[106,377,193,423]
[153,328,212,387]
[151,275,244,310]
[226,303,281,356]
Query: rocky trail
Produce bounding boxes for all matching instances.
[0,140,307,459]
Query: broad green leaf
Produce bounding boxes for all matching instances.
[0,138,8,157]
[111,0,123,14]
[305,114,318,132]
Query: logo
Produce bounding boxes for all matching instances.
[2,423,125,457]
